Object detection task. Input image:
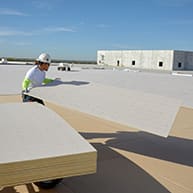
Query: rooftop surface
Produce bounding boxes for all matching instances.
[0,64,193,193]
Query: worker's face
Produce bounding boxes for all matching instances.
[39,63,50,71]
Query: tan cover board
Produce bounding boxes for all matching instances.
[29,82,181,137]
[0,103,96,188]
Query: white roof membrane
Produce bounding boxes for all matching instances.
[29,82,181,137]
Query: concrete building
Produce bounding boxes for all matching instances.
[97,50,193,71]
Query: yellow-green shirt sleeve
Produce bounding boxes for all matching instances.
[43,78,54,84]
[22,78,31,90]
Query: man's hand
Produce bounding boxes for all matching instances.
[22,88,29,94]
[54,77,61,81]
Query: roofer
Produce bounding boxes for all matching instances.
[22,53,54,103]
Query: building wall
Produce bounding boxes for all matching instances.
[186,52,193,70]
[173,51,193,70]
[97,50,174,71]
[98,50,193,71]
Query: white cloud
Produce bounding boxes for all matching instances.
[44,27,76,32]
[0,29,33,36]
[0,27,75,37]
[0,8,27,16]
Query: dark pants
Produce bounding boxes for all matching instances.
[22,93,45,105]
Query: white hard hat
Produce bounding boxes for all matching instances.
[36,53,51,64]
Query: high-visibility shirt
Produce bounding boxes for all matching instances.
[22,65,53,91]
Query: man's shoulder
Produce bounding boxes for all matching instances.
[26,65,38,76]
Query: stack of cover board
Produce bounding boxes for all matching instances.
[0,103,96,188]
[29,82,181,137]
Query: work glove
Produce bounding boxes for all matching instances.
[22,88,29,94]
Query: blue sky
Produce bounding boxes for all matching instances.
[0,0,193,60]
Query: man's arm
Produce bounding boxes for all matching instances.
[43,78,54,84]
[22,78,31,91]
